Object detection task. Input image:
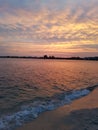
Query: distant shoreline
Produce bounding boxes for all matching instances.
[0,56,98,61]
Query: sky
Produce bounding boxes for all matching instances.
[0,0,98,57]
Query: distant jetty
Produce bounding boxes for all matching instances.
[0,55,98,61]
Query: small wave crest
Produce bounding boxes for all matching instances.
[0,85,97,130]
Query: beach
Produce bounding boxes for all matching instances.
[0,59,98,130]
[17,87,98,130]
[0,0,98,129]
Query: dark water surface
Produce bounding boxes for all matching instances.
[0,59,98,129]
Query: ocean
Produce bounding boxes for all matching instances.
[0,59,98,130]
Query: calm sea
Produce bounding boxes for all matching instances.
[0,59,98,130]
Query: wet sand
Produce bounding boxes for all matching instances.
[17,87,98,130]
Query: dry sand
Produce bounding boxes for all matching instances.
[17,87,98,130]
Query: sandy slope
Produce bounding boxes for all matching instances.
[17,87,98,130]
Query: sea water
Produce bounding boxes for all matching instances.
[0,59,98,130]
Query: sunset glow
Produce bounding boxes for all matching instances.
[0,0,98,57]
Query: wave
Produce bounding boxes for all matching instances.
[0,84,98,130]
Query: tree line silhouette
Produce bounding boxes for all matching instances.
[0,55,98,60]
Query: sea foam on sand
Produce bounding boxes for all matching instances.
[0,85,97,130]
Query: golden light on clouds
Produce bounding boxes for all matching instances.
[0,0,98,56]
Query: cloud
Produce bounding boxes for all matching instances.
[0,0,98,56]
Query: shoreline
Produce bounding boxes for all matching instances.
[0,56,98,61]
[17,87,98,130]
[0,85,97,130]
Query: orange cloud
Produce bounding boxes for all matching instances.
[0,0,98,56]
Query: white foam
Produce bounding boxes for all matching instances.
[0,88,91,130]
[66,89,90,100]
